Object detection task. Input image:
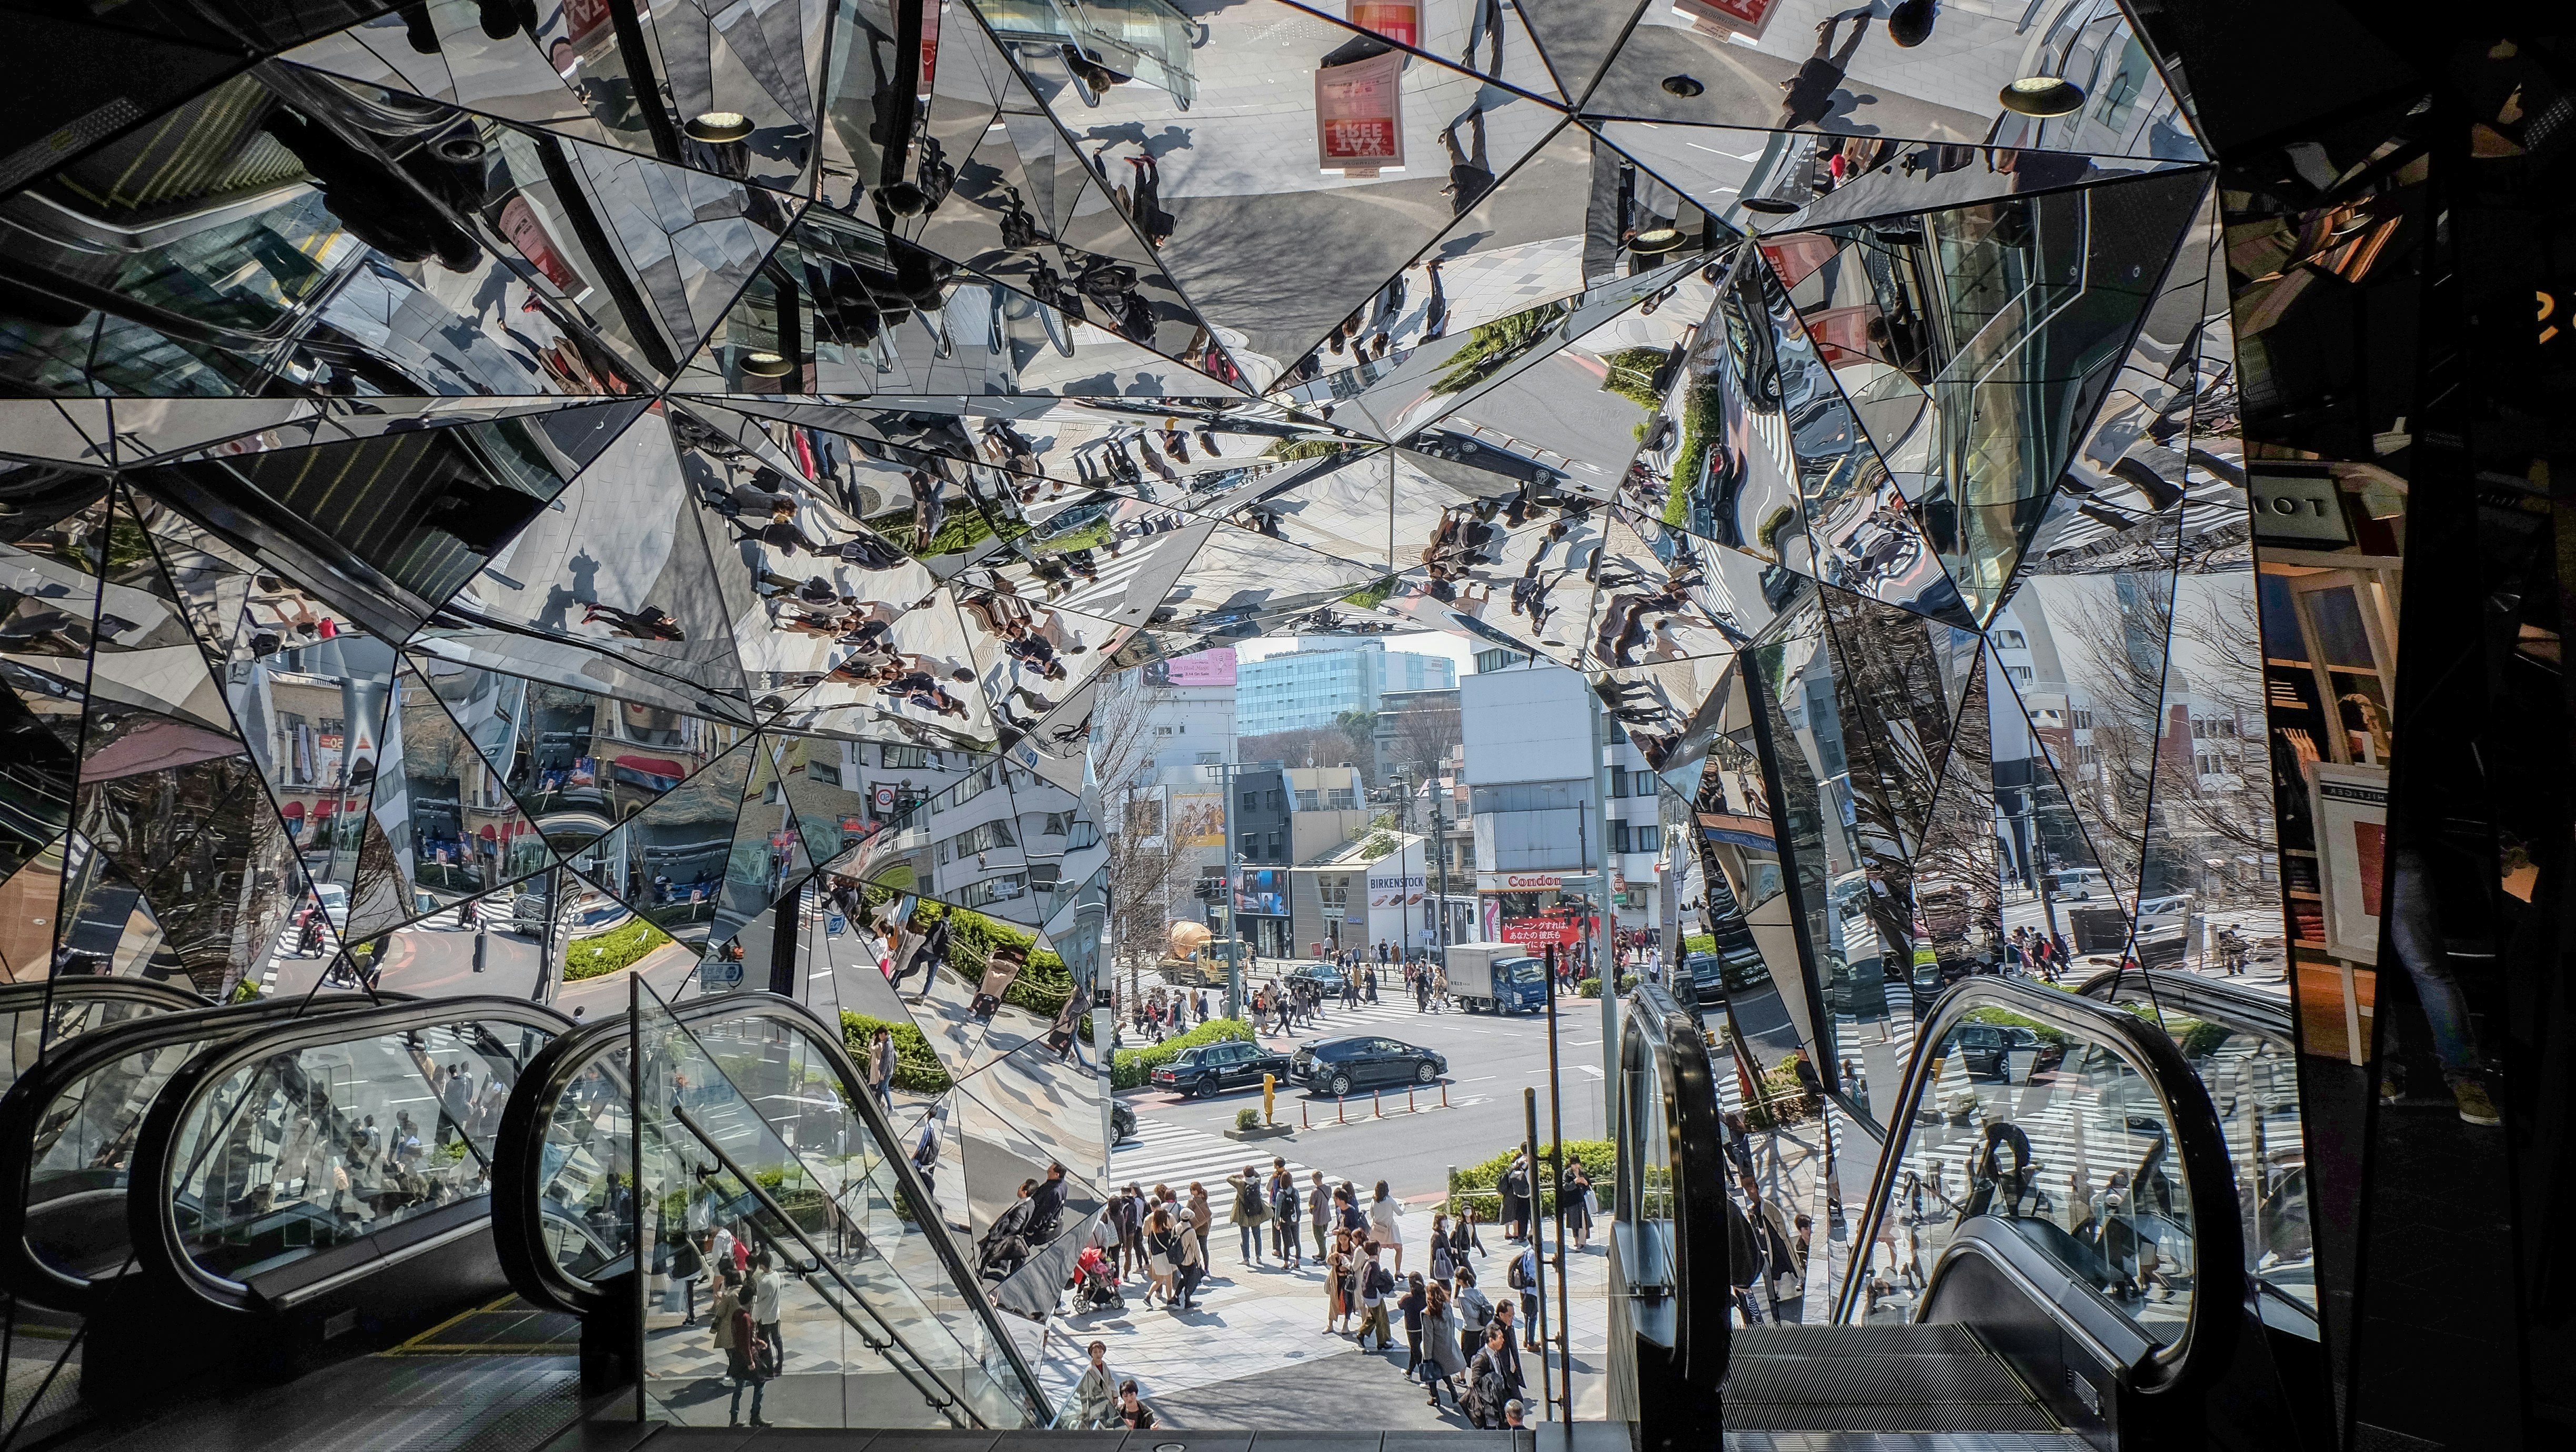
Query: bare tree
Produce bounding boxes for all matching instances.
[1380,695,1461,786]
[1090,673,1209,995]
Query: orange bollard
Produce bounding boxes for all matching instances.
[1373,1090,1382,1118]
[1442,1082,1450,1108]
[1303,1098,1311,1129]
[1337,1096,1346,1124]
[1408,1087,1416,1113]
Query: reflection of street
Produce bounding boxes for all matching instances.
[260,909,700,1012]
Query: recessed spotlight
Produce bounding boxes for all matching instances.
[1661,74,1705,98]
[1738,197,1802,215]
[880,181,929,215]
[686,111,755,143]
[1629,226,1687,254]
[430,133,485,165]
[740,350,793,377]
[1998,77,2084,118]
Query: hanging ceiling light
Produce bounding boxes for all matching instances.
[1661,74,1705,98]
[1629,226,1686,254]
[739,350,793,378]
[686,111,756,144]
[1889,0,1936,48]
[1998,76,2084,118]
[1738,196,1803,216]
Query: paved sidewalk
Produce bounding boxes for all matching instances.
[1032,1144,1611,1428]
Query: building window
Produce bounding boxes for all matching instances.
[2007,665,2033,682]
[1995,629,2027,648]
[881,743,932,770]
[1609,769,1629,799]
[807,759,842,786]
[1296,789,1320,811]
[1326,789,1355,810]
[1636,825,1661,855]
[1632,768,1654,797]
[1240,832,1259,858]
[1613,823,1633,854]
[1196,751,1221,765]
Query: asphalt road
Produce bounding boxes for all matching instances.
[1116,986,1618,1199]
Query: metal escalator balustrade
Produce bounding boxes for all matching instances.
[2073,969,2316,1336]
[0,990,394,1312]
[490,982,1050,1430]
[1609,983,1734,1445]
[1828,976,2245,1430]
[0,976,207,1098]
[124,995,568,1314]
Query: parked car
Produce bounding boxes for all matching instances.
[1289,1035,1448,1097]
[1150,1040,1293,1098]
[1951,1021,2061,1081]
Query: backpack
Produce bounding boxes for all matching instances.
[1272,1181,1300,1220]
[1366,1263,1395,1299]
[1507,1254,1530,1290]
[1236,1181,1265,1223]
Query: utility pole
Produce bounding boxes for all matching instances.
[1431,777,1450,970]
[1591,683,1616,1138]
[1220,761,1243,1019]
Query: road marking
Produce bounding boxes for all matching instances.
[1575,1065,1604,1078]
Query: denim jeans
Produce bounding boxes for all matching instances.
[2388,848,2481,1081]
[730,1374,766,1423]
[1240,1222,1261,1260]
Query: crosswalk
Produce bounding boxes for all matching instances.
[1109,1118,1327,1197]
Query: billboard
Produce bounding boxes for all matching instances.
[1171,791,1226,847]
[1236,868,1288,917]
[1154,648,1238,688]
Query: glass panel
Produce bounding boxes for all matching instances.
[1854,1006,2197,1345]
[2133,1002,2311,1319]
[3,989,189,1098]
[633,983,1041,1429]
[163,1016,551,1285]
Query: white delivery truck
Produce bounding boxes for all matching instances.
[1442,942,1551,1014]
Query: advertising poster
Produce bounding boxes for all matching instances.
[1347,0,1419,45]
[2314,762,2387,964]
[1171,791,1225,847]
[1236,868,1288,917]
[499,196,584,293]
[1154,647,1239,687]
[1317,49,1405,172]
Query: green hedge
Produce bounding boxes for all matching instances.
[840,1011,954,1093]
[1111,1017,1254,1090]
[565,915,676,981]
[887,894,1075,1017]
[1576,977,1602,999]
[1448,1139,1616,1218]
[1683,934,1715,958]
[1742,1054,1817,1131]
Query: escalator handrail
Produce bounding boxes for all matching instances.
[1921,1216,2161,1378]
[2071,967,2294,1043]
[486,991,1051,1419]
[1618,984,1735,1393]
[1829,975,2243,1397]
[123,995,569,1313]
[0,977,210,1022]
[0,992,400,1312]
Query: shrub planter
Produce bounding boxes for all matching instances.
[1223,1124,1294,1142]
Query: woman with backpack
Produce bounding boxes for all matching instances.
[1368,1180,1405,1275]
[1453,1265,1493,1366]
[1270,1166,1303,1268]
[1142,1207,1179,1307]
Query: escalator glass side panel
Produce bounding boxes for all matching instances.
[532,1036,636,1292]
[2077,971,2314,1329]
[1839,977,2243,1392]
[150,1005,560,1297]
[0,993,392,1309]
[632,981,1044,1430]
[1,977,205,1095]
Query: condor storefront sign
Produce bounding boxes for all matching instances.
[1478,872,1567,893]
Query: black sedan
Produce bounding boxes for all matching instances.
[1112,1100,1136,1143]
[1289,1036,1448,1097]
[1150,1040,1293,1098]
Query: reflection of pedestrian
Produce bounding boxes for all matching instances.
[1778,12,1872,129]
[1422,256,1451,339]
[1461,0,1504,78]
[1441,112,1494,215]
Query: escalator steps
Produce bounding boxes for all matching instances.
[1725,1327,2059,1433]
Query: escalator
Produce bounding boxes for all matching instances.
[82,995,568,1398]
[1615,974,2317,1450]
[0,989,394,1318]
[0,977,208,1098]
[489,983,1052,1431]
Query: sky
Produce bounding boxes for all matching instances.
[1226,631,1483,674]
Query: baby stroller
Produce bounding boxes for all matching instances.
[1072,1244,1124,1313]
